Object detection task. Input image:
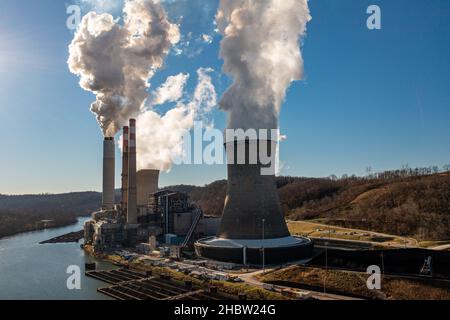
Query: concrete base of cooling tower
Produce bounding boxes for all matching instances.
[195,236,314,266]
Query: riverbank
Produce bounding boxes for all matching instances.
[0,214,91,240]
[0,217,113,300]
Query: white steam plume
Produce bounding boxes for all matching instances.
[119,68,217,172]
[68,0,180,137]
[216,0,311,130]
[151,73,189,106]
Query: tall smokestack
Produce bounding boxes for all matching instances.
[102,137,115,210]
[127,119,138,224]
[121,126,130,214]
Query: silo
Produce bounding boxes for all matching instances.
[137,169,160,206]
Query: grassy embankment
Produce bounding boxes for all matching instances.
[287,220,414,247]
[258,265,450,300]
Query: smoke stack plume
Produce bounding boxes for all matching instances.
[216,0,311,130]
[121,126,130,214]
[102,137,115,210]
[118,68,217,173]
[68,0,180,137]
[127,119,138,224]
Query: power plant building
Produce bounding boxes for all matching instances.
[84,119,219,252]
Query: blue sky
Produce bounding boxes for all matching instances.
[0,0,449,194]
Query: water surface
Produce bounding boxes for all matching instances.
[0,218,113,300]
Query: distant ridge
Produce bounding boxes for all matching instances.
[0,192,101,239]
[1,167,449,241]
[169,170,450,241]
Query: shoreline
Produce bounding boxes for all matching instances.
[0,215,90,241]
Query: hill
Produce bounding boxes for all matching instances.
[1,166,449,241]
[170,169,450,241]
[0,192,101,239]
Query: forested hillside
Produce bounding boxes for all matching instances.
[0,192,101,238]
[2,166,449,241]
[171,167,450,241]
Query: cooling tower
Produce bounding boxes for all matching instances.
[137,170,160,207]
[127,119,138,224]
[219,139,290,239]
[195,139,313,265]
[121,126,129,214]
[102,137,115,210]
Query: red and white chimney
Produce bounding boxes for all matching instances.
[127,119,138,224]
[121,126,129,214]
[102,137,115,210]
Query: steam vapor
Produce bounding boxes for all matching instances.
[68,0,180,137]
[151,73,190,106]
[120,67,217,172]
[216,0,311,130]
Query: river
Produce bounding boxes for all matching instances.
[0,217,114,300]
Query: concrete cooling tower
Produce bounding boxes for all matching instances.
[195,139,313,265]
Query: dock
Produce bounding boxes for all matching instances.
[87,268,234,300]
[85,268,150,284]
[98,277,229,300]
[39,230,84,244]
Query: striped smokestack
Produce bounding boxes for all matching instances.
[121,126,129,215]
[127,119,138,224]
[102,137,115,210]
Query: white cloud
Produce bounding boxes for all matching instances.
[151,73,190,106]
[119,67,218,172]
[172,32,214,58]
[201,34,213,44]
[191,68,217,115]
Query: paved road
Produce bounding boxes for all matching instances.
[137,255,363,300]
[289,220,419,249]
[430,244,450,251]
[238,268,361,301]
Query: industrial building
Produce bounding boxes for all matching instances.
[84,119,220,252]
[195,139,314,265]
